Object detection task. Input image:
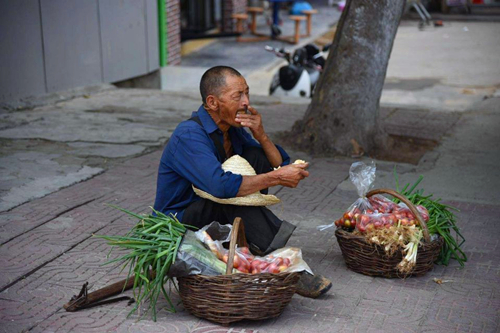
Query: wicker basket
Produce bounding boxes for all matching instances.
[177,218,300,325]
[335,189,443,278]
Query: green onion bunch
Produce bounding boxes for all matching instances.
[96,205,188,321]
[394,171,467,267]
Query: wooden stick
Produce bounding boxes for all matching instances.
[225,218,240,274]
[64,277,135,311]
[225,217,248,275]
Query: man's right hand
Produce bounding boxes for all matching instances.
[274,163,309,188]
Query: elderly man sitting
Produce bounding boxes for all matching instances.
[153,66,331,298]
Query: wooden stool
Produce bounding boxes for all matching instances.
[231,13,248,34]
[301,9,318,37]
[246,7,264,35]
[288,15,306,44]
[234,7,269,42]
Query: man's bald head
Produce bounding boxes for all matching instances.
[200,66,243,105]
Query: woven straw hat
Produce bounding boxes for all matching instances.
[192,155,280,206]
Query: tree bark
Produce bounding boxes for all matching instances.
[286,0,406,156]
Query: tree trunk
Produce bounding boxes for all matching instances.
[286,0,406,156]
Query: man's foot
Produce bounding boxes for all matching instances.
[295,273,332,298]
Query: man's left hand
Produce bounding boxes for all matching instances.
[235,106,267,142]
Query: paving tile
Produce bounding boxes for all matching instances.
[0,241,67,289]
[381,108,461,142]
[270,158,352,217]
[0,193,99,244]
[0,155,158,293]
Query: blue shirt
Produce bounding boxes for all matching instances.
[153,105,290,221]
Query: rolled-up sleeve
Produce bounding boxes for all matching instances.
[168,129,242,198]
[275,145,290,166]
[239,129,290,166]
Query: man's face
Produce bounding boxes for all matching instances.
[215,75,249,128]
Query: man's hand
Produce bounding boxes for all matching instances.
[235,105,266,141]
[235,105,283,168]
[236,163,309,197]
[274,163,309,188]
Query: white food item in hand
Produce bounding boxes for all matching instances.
[274,159,307,170]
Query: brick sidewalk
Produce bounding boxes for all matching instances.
[1,143,499,332]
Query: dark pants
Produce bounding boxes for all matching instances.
[181,146,296,255]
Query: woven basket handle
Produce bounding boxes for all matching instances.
[225,217,248,275]
[366,188,430,243]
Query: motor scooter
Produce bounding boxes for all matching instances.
[265,43,330,98]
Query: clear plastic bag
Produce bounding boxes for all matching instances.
[318,161,376,231]
[318,161,430,233]
[368,194,399,213]
[247,247,313,275]
[168,230,228,277]
[195,221,232,260]
[350,161,376,198]
[195,221,313,275]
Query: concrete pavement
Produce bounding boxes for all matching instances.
[382,20,500,112]
[1,14,500,333]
